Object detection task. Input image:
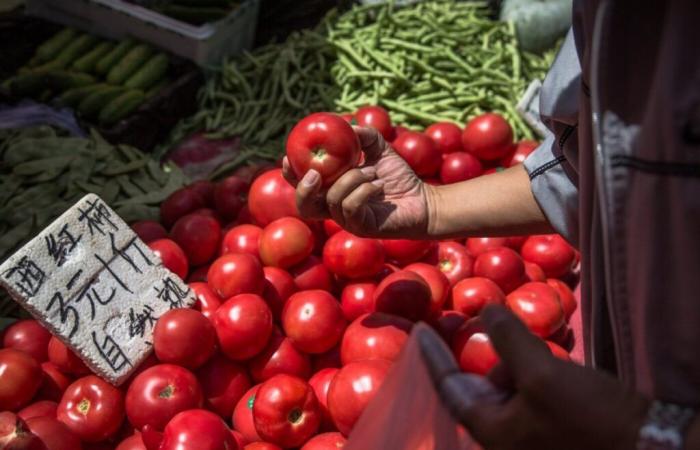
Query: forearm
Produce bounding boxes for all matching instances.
[424,164,553,239]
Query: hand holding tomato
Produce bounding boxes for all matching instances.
[283,127,430,238]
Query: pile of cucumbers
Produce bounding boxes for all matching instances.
[2,28,171,126]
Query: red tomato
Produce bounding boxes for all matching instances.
[196,354,251,419]
[312,347,341,372]
[253,374,321,448]
[208,253,265,299]
[327,359,391,436]
[374,262,400,282]
[214,294,273,360]
[190,282,222,320]
[301,432,347,450]
[259,218,314,268]
[231,430,248,448]
[250,328,311,383]
[308,369,339,430]
[2,320,50,363]
[465,237,508,257]
[433,310,468,344]
[373,270,431,322]
[502,140,538,167]
[189,180,216,207]
[341,313,411,365]
[187,264,209,283]
[525,261,546,282]
[506,282,565,338]
[26,416,81,450]
[148,239,189,280]
[245,443,281,450]
[153,309,216,369]
[451,277,506,317]
[262,267,298,321]
[340,113,354,124]
[0,348,41,411]
[171,214,221,266]
[425,122,463,154]
[423,241,474,286]
[355,106,394,141]
[282,290,347,354]
[403,262,450,318]
[47,337,90,377]
[546,278,577,320]
[323,231,385,279]
[18,401,57,421]
[221,225,262,258]
[248,169,299,226]
[322,220,343,237]
[380,239,433,265]
[38,362,73,402]
[505,235,527,250]
[57,375,124,442]
[452,319,500,375]
[290,256,333,292]
[392,131,441,177]
[546,341,571,361]
[214,176,249,222]
[116,433,146,450]
[462,113,514,161]
[440,152,483,184]
[473,247,526,294]
[393,125,410,140]
[521,234,576,278]
[160,188,205,229]
[160,409,236,450]
[233,385,262,443]
[131,221,168,244]
[286,113,362,187]
[0,411,46,450]
[340,281,377,322]
[125,364,203,431]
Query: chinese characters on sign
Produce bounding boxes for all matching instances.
[0,194,196,385]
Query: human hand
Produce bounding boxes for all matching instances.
[282,126,431,238]
[421,306,650,450]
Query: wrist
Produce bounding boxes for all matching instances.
[422,182,443,238]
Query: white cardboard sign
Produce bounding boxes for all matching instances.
[0,194,196,385]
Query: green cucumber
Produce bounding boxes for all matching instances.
[46,71,97,91]
[98,90,145,125]
[35,34,98,71]
[106,44,153,85]
[124,53,169,90]
[7,72,47,97]
[78,85,126,118]
[72,41,115,73]
[35,28,78,63]
[56,83,106,107]
[96,38,136,75]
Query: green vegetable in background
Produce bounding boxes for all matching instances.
[500,0,572,53]
[96,38,137,75]
[99,90,146,125]
[124,53,169,90]
[106,44,154,85]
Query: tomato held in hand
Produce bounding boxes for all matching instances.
[57,375,124,443]
[26,416,82,450]
[170,214,221,266]
[126,364,203,431]
[214,294,273,360]
[403,262,450,318]
[259,218,314,268]
[2,320,51,363]
[250,328,311,383]
[440,152,483,184]
[327,359,391,437]
[214,175,248,222]
[323,231,385,279]
[160,188,205,229]
[373,270,431,322]
[473,247,526,294]
[160,409,236,450]
[290,256,333,292]
[221,225,262,258]
[153,309,216,369]
[355,106,394,141]
[248,169,299,226]
[501,140,538,167]
[340,281,377,322]
[340,313,412,365]
[380,239,433,266]
[233,385,262,443]
[301,432,347,450]
[546,278,577,320]
[148,239,189,280]
[425,122,463,154]
[462,113,514,161]
[521,234,576,278]
[208,253,265,299]
[262,267,298,321]
[190,282,222,320]
[506,282,565,338]
[308,368,339,430]
[451,277,506,318]
[0,348,42,411]
[452,319,500,375]
[196,354,251,419]
[392,131,442,177]
[286,113,362,187]
[282,290,347,354]
[423,241,474,286]
[253,374,321,448]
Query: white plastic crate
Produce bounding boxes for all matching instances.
[25,0,260,66]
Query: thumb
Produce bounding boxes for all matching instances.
[353,126,390,164]
[481,305,552,381]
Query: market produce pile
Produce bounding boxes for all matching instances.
[0,110,580,450]
[162,0,559,162]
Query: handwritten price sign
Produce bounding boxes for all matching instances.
[0,194,195,385]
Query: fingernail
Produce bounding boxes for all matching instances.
[371,179,385,188]
[303,170,320,186]
[360,166,376,177]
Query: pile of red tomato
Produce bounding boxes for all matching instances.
[0,106,579,450]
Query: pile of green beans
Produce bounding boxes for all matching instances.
[329,1,557,139]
